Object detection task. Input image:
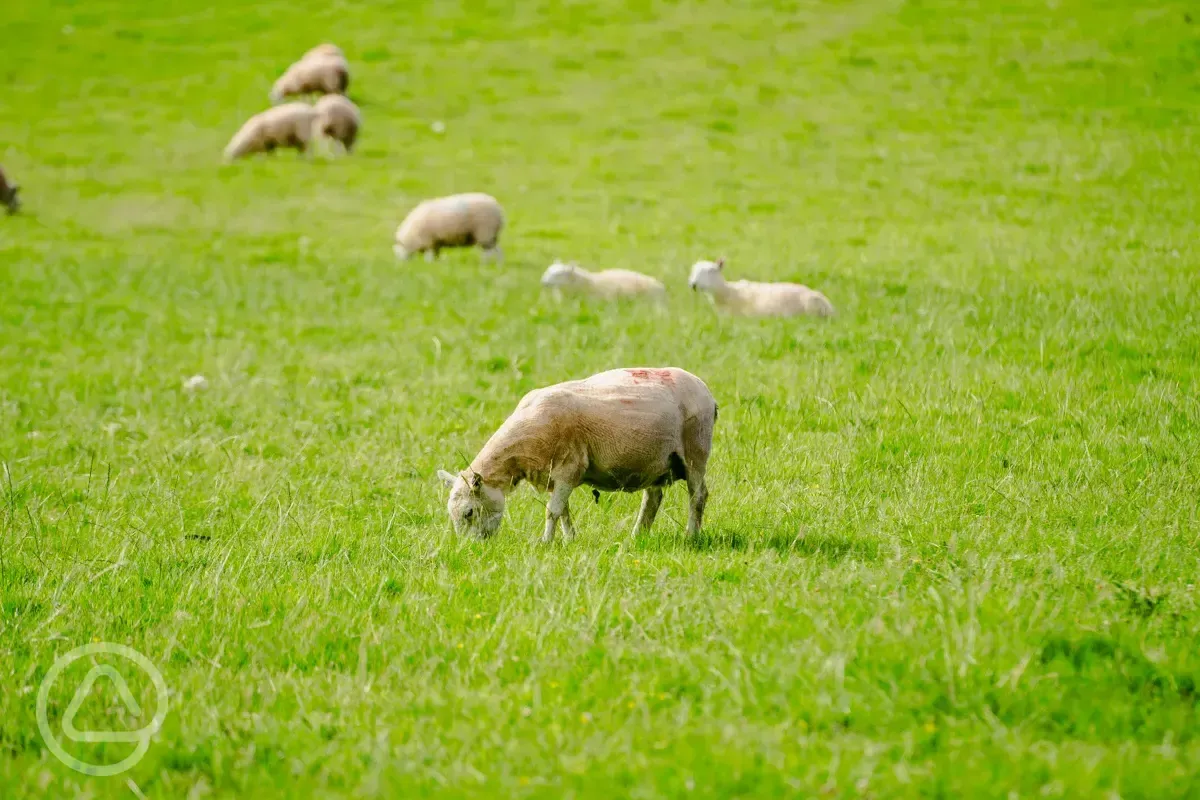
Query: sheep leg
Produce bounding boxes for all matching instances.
[542,482,573,544]
[560,501,576,541]
[685,477,708,538]
[632,487,663,537]
[481,244,503,264]
[424,248,437,263]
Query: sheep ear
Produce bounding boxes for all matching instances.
[468,470,483,491]
[437,469,458,488]
[716,258,725,269]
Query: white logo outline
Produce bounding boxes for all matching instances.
[36,642,169,776]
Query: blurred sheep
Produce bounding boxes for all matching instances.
[223,103,319,161]
[393,193,505,262]
[540,261,666,301]
[688,258,834,317]
[313,94,361,153]
[270,44,350,102]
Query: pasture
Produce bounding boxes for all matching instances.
[1,0,1199,796]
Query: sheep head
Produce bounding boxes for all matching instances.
[540,261,581,288]
[688,258,726,291]
[438,469,505,539]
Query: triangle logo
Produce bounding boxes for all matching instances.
[61,665,146,743]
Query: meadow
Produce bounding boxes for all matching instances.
[1,0,1199,796]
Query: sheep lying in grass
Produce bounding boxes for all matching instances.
[313,94,361,153]
[223,103,319,161]
[540,261,666,301]
[393,193,505,262]
[438,367,717,544]
[688,258,834,317]
[0,166,19,215]
[270,45,350,102]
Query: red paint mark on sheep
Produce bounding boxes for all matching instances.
[626,369,675,384]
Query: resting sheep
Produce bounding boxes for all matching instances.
[270,45,350,102]
[438,367,717,543]
[0,166,19,215]
[313,94,361,153]
[223,103,319,161]
[541,261,666,301]
[393,193,505,262]
[688,258,834,317]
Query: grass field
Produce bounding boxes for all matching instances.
[2,0,1200,796]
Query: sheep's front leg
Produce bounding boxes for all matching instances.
[542,481,574,544]
[481,244,503,264]
[685,477,708,538]
[632,487,663,537]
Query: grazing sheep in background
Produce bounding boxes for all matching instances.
[313,94,361,153]
[393,193,505,262]
[269,48,350,102]
[541,261,666,301]
[0,166,19,215]
[438,367,717,544]
[223,103,319,161]
[688,258,834,317]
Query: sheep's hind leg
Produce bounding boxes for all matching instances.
[685,476,708,538]
[632,487,663,537]
[542,481,573,544]
[560,502,576,541]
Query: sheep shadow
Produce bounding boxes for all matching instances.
[685,526,880,562]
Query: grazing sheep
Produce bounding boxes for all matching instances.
[438,367,717,544]
[223,103,319,161]
[541,261,666,301]
[313,94,361,153]
[269,49,350,102]
[393,193,505,262]
[688,258,834,317]
[0,166,19,215]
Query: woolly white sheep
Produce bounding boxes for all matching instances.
[438,367,717,543]
[269,46,350,103]
[313,94,361,153]
[393,193,505,262]
[540,261,666,301]
[688,258,834,317]
[223,103,319,161]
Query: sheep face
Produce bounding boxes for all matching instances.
[438,470,505,539]
[688,259,725,291]
[393,243,413,260]
[540,261,579,288]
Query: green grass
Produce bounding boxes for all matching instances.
[2,0,1199,796]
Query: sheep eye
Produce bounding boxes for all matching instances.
[464,509,474,521]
